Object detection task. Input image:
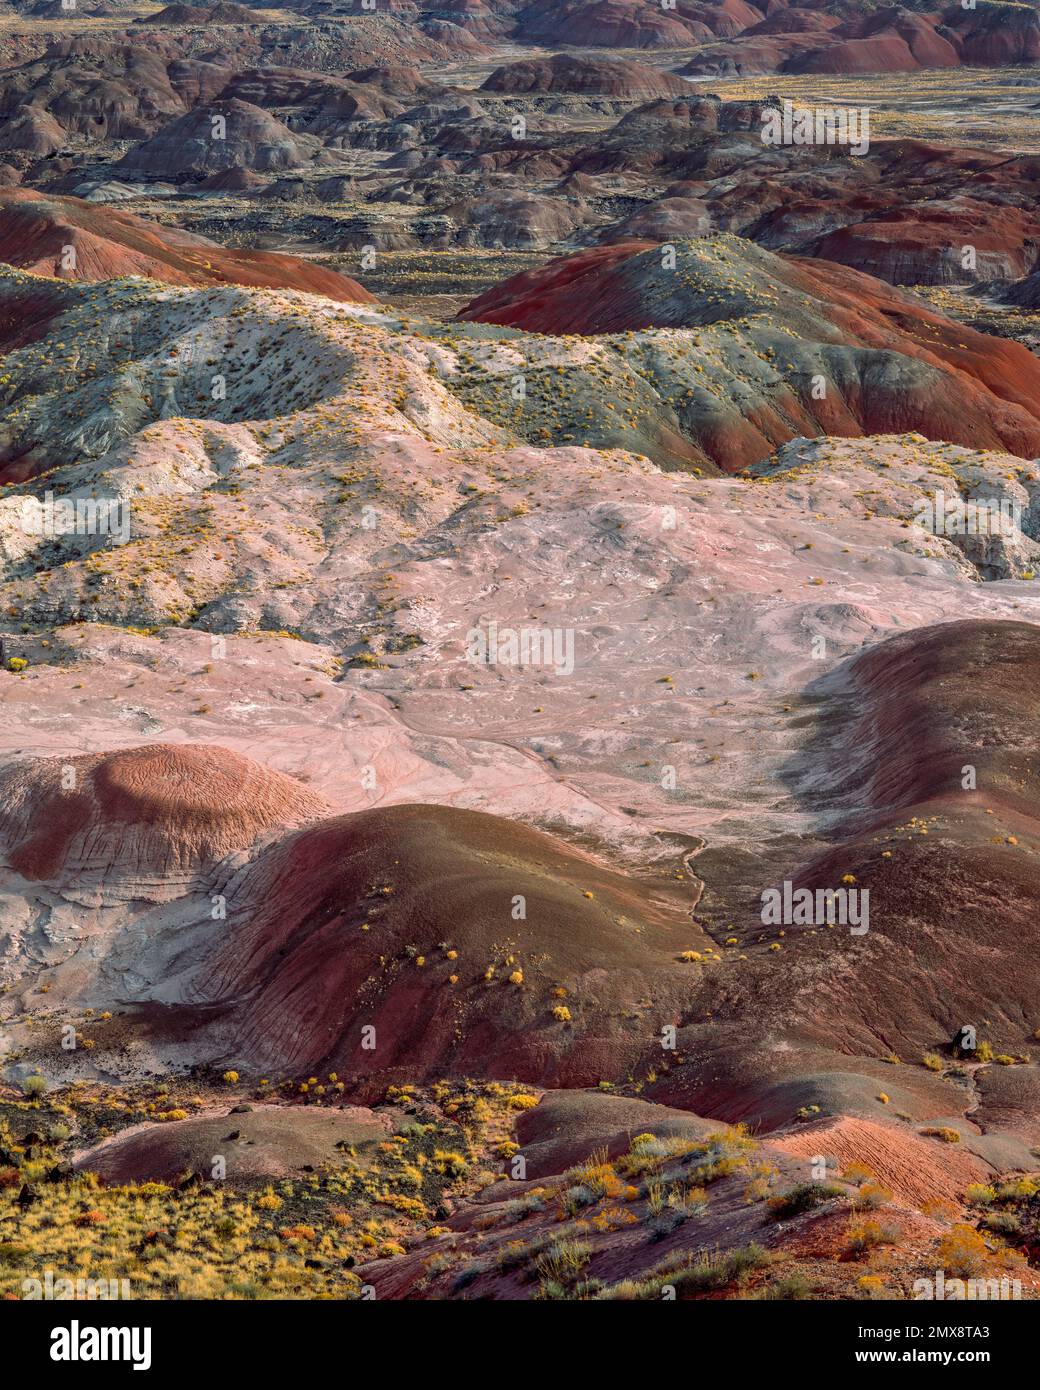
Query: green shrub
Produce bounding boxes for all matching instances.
[767,1182,845,1220]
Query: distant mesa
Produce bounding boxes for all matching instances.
[515,0,751,49]
[480,53,691,100]
[804,197,1040,288]
[680,0,1040,75]
[136,2,268,23]
[0,188,376,301]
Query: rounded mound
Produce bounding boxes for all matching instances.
[0,189,376,303]
[771,1116,990,1208]
[0,742,329,893]
[76,1105,391,1184]
[459,238,1040,467]
[189,802,706,1085]
[480,54,690,100]
[515,1090,716,1177]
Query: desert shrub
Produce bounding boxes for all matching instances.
[743,1176,773,1204]
[644,1178,666,1215]
[857,1274,892,1300]
[842,1161,875,1186]
[920,1127,961,1143]
[432,1149,468,1179]
[995,1176,1038,1201]
[748,1273,814,1300]
[645,1182,707,1238]
[767,1182,844,1220]
[938,1224,989,1278]
[537,1279,567,1300]
[452,1259,489,1291]
[965,1184,997,1207]
[979,1212,1020,1237]
[594,1243,768,1300]
[671,1243,770,1295]
[618,1133,702,1177]
[648,1208,687,1241]
[852,1181,893,1211]
[847,1219,901,1254]
[534,1239,592,1286]
[706,1123,756,1153]
[922,1052,944,1072]
[560,1183,597,1217]
[496,1192,546,1225]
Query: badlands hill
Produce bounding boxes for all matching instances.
[138,3,268,23]
[681,1,1040,75]
[0,0,1039,1296]
[480,54,691,99]
[0,189,376,299]
[1,265,1040,1096]
[0,245,1039,1295]
[4,231,1040,486]
[459,237,1040,467]
[114,98,323,179]
[0,28,1038,282]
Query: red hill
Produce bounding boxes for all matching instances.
[0,188,376,302]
